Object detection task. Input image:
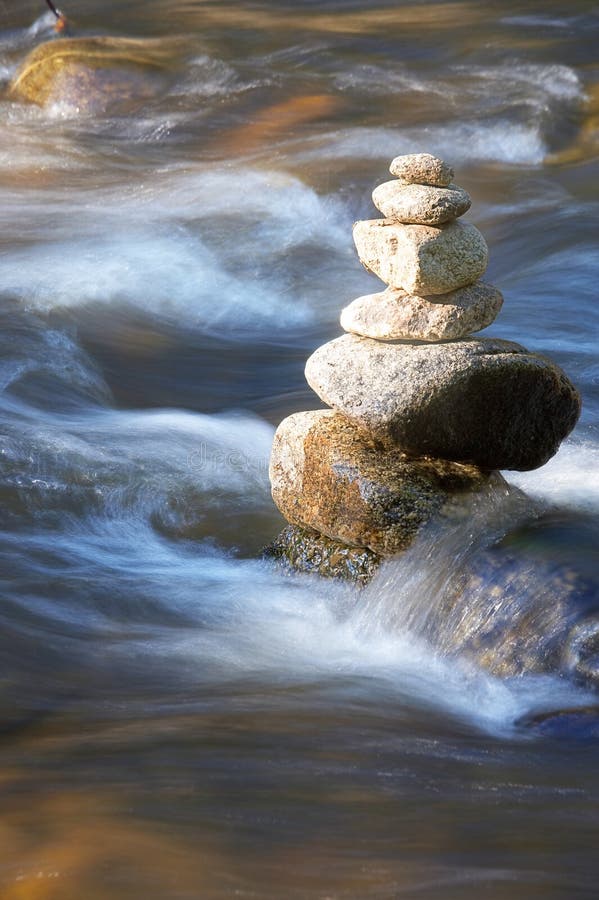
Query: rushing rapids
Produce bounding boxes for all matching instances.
[0,2,598,898]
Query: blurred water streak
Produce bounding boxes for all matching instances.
[0,1,598,897]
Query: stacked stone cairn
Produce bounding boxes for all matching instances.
[266,153,581,583]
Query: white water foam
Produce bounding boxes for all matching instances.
[460,62,582,103]
[3,404,275,518]
[507,439,599,513]
[322,60,583,168]
[5,392,594,738]
[25,11,60,40]
[501,15,574,29]
[334,61,582,106]
[172,53,266,99]
[117,547,592,739]
[296,121,548,166]
[1,166,349,330]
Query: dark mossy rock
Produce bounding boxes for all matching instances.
[8,36,177,113]
[517,707,599,739]
[263,524,380,585]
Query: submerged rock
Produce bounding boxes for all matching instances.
[428,522,599,689]
[389,152,454,187]
[371,181,471,225]
[269,409,494,555]
[263,524,380,585]
[305,335,581,470]
[340,280,503,342]
[8,37,175,113]
[518,707,599,739]
[355,507,599,693]
[352,219,488,295]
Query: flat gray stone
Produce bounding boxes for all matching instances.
[389,153,454,187]
[304,335,581,471]
[372,181,471,225]
[353,219,488,294]
[269,409,492,555]
[340,281,503,342]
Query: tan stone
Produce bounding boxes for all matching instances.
[340,281,503,342]
[352,219,488,294]
[389,153,454,186]
[372,181,471,225]
[269,409,494,555]
[9,37,175,113]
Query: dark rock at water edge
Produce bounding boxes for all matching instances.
[263,524,380,585]
[518,707,599,740]
[422,538,599,687]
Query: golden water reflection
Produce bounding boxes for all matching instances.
[1,787,223,899]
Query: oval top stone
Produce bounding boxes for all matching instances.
[372,181,471,225]
[389,153,454,187]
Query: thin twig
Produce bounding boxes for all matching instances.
[45,0,69,33]
[45,0,61,17]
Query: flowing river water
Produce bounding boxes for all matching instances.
[0,1,598,897]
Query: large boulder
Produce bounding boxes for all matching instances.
[269,409,495,555]
[352,219,488,295]
[8,37,174,113]
[305,335,581,471]
[371,181,471,225]
[340,280,503,342]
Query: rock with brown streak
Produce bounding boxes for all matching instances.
[9,36,175,114]
[269,409,495,555]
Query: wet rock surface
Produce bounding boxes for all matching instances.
[269,409,493,554]
[518,707,599,739]
[263,523,380,585]
[426,515,599,687]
